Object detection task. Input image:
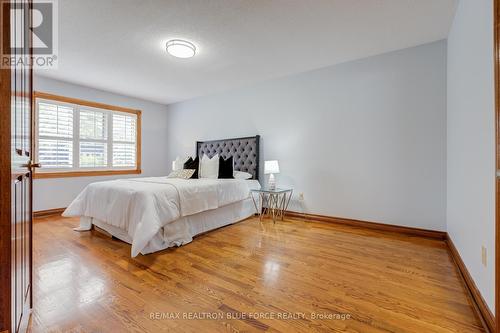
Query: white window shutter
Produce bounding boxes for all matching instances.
[79,109,108,168]
[112,114,137,168]
[37,102,74,168]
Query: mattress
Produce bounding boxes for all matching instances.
[66,177,260,256]
[83,197,256,255]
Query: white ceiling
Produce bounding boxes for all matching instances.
[36,0,457,105]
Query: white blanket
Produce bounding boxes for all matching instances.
[63,177,258,256]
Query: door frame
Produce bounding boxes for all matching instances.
[495,0,500,331]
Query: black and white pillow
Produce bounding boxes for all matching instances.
[167,169,196,179]
[183,156,200,179]
[218,156,234,179]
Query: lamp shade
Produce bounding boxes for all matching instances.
[264,160,280,174]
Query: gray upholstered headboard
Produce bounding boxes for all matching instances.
[196,135,260,180]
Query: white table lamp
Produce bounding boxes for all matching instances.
[264,160,280,190]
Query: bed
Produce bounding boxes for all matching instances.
[63,135,261,257]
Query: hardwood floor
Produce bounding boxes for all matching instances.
[29,215,484,333]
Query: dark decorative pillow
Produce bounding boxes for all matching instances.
[183,156,199,179]
[218,156,234,179]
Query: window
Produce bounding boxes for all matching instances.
[34,92,141,178]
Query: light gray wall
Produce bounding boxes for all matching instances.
[166,41,447,231]
[33,76,169,211]
[447,0,495,311]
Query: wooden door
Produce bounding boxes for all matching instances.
[1,1,33,332]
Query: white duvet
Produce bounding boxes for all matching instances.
[63,177,258,256]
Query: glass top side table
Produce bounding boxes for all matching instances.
[250,187,293,223]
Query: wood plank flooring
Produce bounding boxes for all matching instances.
[29,215,484,333]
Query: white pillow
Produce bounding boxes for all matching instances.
[199,154,219,179]
[172,156,188,171]
[233,170,252,180]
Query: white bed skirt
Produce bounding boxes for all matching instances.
[77,198,256,255]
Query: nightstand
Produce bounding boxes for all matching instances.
[250,187,293,223]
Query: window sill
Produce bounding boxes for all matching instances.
[33,169,142,179]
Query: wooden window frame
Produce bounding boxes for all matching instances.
[32,92,142,179]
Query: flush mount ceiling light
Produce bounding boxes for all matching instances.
[166,39,196,58]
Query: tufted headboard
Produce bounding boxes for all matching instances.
[196,135,260,180]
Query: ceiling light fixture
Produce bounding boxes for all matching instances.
[166,39,196,58]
